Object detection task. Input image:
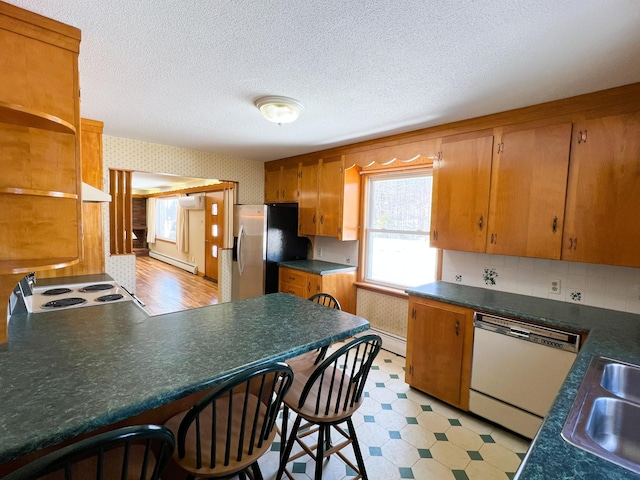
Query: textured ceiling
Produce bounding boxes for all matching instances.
[5,0,640,162]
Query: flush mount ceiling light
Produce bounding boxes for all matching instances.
[255,96,303,124]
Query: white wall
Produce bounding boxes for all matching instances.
[100,135,264,296]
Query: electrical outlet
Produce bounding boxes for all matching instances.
[549,279,561,295]
[345,257,351,264]
[317,248,323,257]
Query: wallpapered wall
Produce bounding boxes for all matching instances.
[100,135,265,297]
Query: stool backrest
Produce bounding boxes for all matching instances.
[308,292,341,310]
[176,362,293,471]
[4,425,175,480]
[297,334,382,417]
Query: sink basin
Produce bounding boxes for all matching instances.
[562,356,640,475]
[586,397,640,462]
[601,363,640,403]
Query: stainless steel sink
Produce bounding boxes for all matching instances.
[562,356,640,474]
[601,363,640,403]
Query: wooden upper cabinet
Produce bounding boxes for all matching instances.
[431,132,493,252]
[298,155,361,240]
[563,112,640,267]
[298,158,319,236]
[486,123,572,258]
[265,161,299,203]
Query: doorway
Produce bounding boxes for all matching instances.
[204,191,225,282]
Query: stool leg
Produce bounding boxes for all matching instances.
[347,417,368,480]
[315,424,326,480]
[276,415,302,480]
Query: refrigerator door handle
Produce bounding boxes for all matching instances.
[237,224,245,274]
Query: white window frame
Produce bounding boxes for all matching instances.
[362,169,437,290]
[155,196,178,242]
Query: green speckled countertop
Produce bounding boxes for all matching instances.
[406,281,640,480]
[278,259,357,275]
[0,292,369,464]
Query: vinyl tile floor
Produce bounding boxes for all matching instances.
[256,343,531,480]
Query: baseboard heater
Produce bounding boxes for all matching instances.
[355,327,406,358]
[149,251,198,274]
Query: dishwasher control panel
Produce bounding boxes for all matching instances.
[473,312,580,353]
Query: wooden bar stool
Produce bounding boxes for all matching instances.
[277,334,382,480]
[3,425,175,480]
[165,362,293,479]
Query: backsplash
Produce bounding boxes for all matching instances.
[312,236,359,266]
[441,250,640,315]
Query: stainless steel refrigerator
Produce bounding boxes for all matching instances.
[232,203,310,300]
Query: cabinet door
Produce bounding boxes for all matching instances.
[280,162,299,202]
[318,155,343,237]
[406,298,473,409]
[563,112,640,267]
[305,273,322,298]
[432,133,493,252]
[487,123,572,258]
[298,161,318,236]
[264,167,281,203]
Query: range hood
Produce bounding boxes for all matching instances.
[81,182,112,203]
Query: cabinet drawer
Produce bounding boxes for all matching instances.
[279,282,305,298]
[279,267,305,287]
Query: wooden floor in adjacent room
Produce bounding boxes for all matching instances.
[135,256,219,315]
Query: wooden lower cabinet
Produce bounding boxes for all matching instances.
[278,266,356,314]
[405,297,474,410]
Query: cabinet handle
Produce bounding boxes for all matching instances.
[552,216,558,233]
[320,214,324,225]
[411,308,416,319]
[490,233,497,244]
[307,281,311,292]
[455,320,460,336]
[281,189,285,199]
[478,215,484,230]
[568,237,578,250]
[577,130,588,144]
[432,230,438,241]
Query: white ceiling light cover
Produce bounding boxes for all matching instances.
[255,96,304,124]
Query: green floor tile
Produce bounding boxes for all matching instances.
[375,382,386,387]
[507,473,516,480]
[390,374,400,379]
[382,403,392,410]
[364,415,375,423]
[270,441,280,452]
[449,418,462,426]
[399,467,414,478]
[370,446,383,456]
[517,452,526,460]
[406,417,418,424]
[434,432,448,441]
[292,462,306,473]
[346,465,358,476]
[480,434,495,443]
[421,405,432,411]
[397,393,407,399]
[371,365,380,370]
[452,470,470,480]
[467,450,483,460]
[389,430,401,439]
[384,359,393,363]
[418,448,432,458]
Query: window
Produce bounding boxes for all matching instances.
[155,196,178,242]
[363,170,437,289]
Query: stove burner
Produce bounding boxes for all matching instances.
[42,288,73,296]
[42,298,87,309]
[95,294,124,302]
[78,284,114,292]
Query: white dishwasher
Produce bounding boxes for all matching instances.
[469,312,580,439]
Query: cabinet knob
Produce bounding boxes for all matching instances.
[478,215,484,231]
[455,320,460,336]
[552,216,558,233]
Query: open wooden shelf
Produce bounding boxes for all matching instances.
[0,101,76,135]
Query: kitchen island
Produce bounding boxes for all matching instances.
[0,291,369,470]
[407,281,640,480]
